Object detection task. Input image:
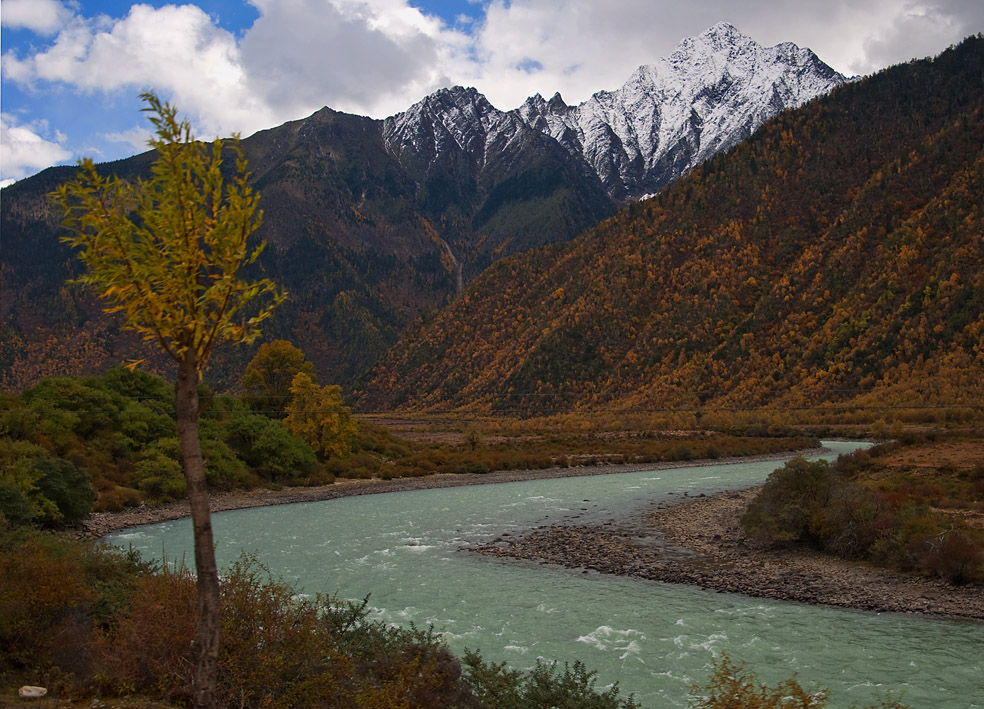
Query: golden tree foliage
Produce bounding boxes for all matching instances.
[51,93,286,708]
[52,93,285,369]
[284,372,358,459]
[241,339,316,417]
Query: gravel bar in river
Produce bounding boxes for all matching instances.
[469,486,984,622]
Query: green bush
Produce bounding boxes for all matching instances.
[741,458,834,545]
[0,484,35,528]
[742,451,984,585]
[226,410,317,482]
[136,451,186,502]
[33,458,96,526]
[201,435,254,490]
[0,439,95,527]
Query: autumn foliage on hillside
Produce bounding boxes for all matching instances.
[359,36,984,415]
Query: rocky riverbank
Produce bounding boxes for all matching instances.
[469,487,984,622]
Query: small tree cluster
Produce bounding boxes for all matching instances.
[241,339,316,418]
[284,372,358,460]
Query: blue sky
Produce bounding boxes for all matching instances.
[2,0,982,186]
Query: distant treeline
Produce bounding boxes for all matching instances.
[1,350,818,528]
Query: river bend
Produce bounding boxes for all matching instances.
[109,442,983,707]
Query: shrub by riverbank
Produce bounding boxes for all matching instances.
[0,530,638,708]
[0,529,910,708]
[742,441,984,585]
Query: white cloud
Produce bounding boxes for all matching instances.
[2,0,982,182]
[103,126,153,153]
[462,1,865,110]
[851,0,984,74]
[0,113,73,184]
[2,4,277,137]
[455,0,984,108]
[238,0,465,120]
[0,0,75,36]
[0,0,469,135]
[459,0,722,108]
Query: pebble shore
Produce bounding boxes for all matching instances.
[470,487,984,622]
[78,449,984,622]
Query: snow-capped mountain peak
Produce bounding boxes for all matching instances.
[517,23,845,199]
[384,24,845,201]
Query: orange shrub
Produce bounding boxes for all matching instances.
[92,565,197,702]
[0,534,90,672]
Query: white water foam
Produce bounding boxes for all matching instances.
[576,625,647,655]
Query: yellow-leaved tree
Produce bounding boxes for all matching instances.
[241,339,316,418]
[284,372,358,459]
[51,93,285,708]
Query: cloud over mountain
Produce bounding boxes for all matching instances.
[2,0,981,185]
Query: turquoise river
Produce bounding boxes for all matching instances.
[108,441,983,707]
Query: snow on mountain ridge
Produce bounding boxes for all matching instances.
[384,23,845,200]
[531,22,846,199]
[383,85,525,172]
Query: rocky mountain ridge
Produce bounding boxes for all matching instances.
[386,23,845,202]
[358,36,984,414]
[0,24,846,391]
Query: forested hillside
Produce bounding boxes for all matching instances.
[0,107,613,392]
[0,25,841,394]
[358,36,984,416]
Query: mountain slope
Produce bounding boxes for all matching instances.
[357,35,984,414]
[381,85,615,277]
[0,24,844,391]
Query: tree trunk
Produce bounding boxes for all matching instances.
[176,351,221,708]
